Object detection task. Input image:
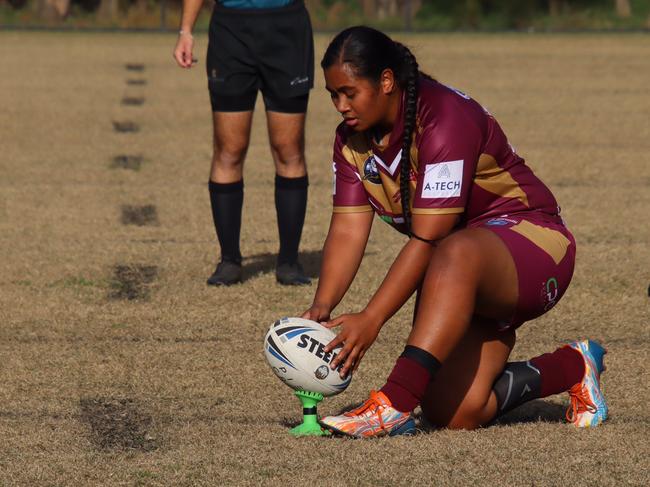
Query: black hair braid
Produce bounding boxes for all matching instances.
[396,43,419,235]
[322,28,438,243]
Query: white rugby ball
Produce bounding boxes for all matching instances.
[264,317,352,397]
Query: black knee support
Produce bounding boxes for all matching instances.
[493,361,542,414]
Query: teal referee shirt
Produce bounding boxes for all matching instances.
[218,0,293,8]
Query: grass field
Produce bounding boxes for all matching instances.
[0,32,649,486]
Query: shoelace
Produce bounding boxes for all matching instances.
[345,390,387,431]
[566,383,597,423]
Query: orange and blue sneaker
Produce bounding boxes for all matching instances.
[319,390,416,438]
[566,340,608,427]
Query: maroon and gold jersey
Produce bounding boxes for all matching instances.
[332,78,560,233]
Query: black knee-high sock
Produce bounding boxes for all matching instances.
[208,180,243,264]
[275,174,308,266]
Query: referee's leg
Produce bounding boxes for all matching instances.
[267,110,310,285]
[210,111,253,183]
[267,110,306,178]
[206,110,253,285]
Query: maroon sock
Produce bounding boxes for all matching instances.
[531,346,585,397]
[380,357,432,413]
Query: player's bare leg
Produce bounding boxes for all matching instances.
[420,318,515,429]
[407,228,519,362]
[392,229,517,429]
[396,228,603,429]
[207,111,254,286]
[409,229,604,428]
[375,228,517,430]
[266,111,310,285]
[321,229,518,436]
[420,322,607,429]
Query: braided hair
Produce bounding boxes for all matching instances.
[321,26,426,237]
[394,42,420,233]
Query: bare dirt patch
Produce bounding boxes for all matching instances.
[109,264,158,300]
[125,63,145,71]
[126,78,147,86]
[112,120,140,133]
[121,96,145,106]
[110,154,143,170]
[79,397,157,452]
[120,204,159,226]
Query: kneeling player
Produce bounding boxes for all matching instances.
[302,26,607,437]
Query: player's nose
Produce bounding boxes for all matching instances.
[334,99,350,115]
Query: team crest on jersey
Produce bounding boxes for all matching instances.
[542,277,559,311]
[362,156,381,184]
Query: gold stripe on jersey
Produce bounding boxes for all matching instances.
[474,154,529,207]
[333,205,373,213]
[509,220,571,265]
[412,207,464,215]
[341,133,373,168]
[340,132,420,216]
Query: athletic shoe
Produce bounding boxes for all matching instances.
[206,261,242,286]
[276,262,310,286]
[320,390,416,438]
[566,340,608,427]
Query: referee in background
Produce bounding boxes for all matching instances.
[173,0,314,286]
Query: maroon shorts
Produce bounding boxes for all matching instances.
[470,212,576,330]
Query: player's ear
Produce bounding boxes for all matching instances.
[379,68,396,95]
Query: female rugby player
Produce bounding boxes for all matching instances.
[302,26,607,437]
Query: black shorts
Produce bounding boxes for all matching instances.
[206,0,314,113]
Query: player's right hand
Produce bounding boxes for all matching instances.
[323,311,381,377]
[173,33,194,69]
[301,303,331,323]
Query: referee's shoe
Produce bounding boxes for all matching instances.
[207,260,242,286]
[276,261,310,286]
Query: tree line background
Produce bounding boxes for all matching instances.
[1,0,649,30]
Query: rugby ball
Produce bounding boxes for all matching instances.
[264,317,352,397]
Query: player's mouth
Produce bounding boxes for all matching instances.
[344,117,359,128]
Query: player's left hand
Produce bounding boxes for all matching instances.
[324,310,382,378]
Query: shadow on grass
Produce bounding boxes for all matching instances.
[491,400,568,426]
[279,417,301,429]
[416,399,567,433]
[242,250,322,281]
[295,399,567,438]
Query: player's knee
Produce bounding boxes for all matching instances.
[432,231,482,272]
[213,143,247,169]
[446,398,490,430]
[423,392,489,431]
[446,415,482,431]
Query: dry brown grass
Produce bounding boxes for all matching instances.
[0,32,649,486]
